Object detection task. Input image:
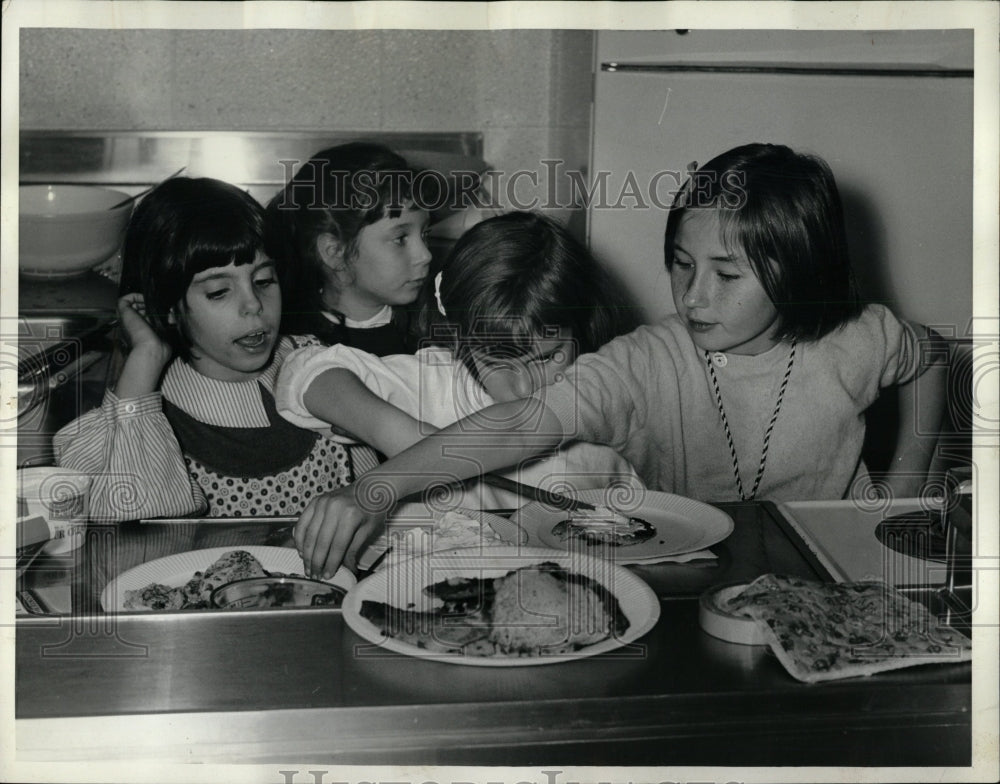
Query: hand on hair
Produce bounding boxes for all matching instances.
[113,294,174,398]
[118,294,172,364]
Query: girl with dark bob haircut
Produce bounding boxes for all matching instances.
[56,176,356,523]
[663,142,863,342]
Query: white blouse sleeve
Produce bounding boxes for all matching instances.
[53,390,207,522]
[273,345,351,433]
[274,344,429,435]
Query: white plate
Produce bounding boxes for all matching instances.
[101,546,356,612]
[343,546,660,666]
[355,503,525,571]
[515,489,734,564]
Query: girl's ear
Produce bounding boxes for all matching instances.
[317,233,347,271]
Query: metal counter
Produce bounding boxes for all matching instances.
[15,503,972,765]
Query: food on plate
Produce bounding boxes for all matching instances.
[123,550,276,611]
[187,549,270,604]
[385,509,503,553]
[122,582,187,611]
[359,561,630,657]
[551,507,656,547]
[363,508,509,571]
[490,569,610,653]
[432,509,502,549]
[723,574,972,683]
[360,596,494,653]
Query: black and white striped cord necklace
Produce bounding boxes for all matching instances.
[705,341,797,501]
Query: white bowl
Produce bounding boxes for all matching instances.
[19,184,133,279]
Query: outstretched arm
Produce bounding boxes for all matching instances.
[294,397,566,578]
[303,367,432,457]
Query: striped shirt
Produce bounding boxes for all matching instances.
[53,336,359,522]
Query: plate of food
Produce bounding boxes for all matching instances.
[515,489,734,563]
[343,546,660,666]
[101,546,356,612]
[355,504,525,571]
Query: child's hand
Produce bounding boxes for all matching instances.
[113,293,174,398]
[294,484,388,578]
[118,293,172,365]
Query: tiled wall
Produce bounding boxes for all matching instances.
[20,28,595,223]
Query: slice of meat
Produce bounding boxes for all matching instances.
[425,574,497,614]
[538,562,632,638]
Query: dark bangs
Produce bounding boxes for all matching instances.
[344,186,416,263]
[179,196,265,281]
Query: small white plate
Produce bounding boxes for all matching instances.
[355,503,525,571]
[343,546,660,666]
[101,546,356,612]
[515,489,734,564]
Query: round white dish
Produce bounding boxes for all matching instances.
[343,546,660,666]
[101,545,356,612]
[698,583,767,646]
[515,488,734,564]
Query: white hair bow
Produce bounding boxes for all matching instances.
[433,270,447,317]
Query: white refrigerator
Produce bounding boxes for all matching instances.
[587,29,974,335]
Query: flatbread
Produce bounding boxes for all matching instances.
[724,574,972,683]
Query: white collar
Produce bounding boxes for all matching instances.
[160,337,292,427]
[322,305,393,329]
